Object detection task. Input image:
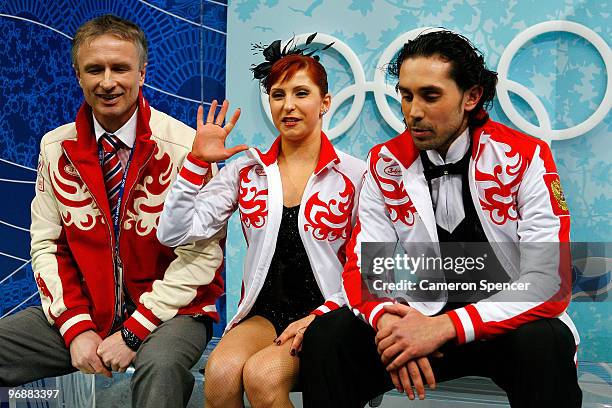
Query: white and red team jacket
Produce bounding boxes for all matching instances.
[344,119,580,349]
[31,93,225,346]
[157,132,366,332]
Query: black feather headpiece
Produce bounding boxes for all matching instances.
[250,33,334,84]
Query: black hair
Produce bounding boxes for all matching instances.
[388,30,498,127]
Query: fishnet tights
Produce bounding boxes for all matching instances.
[204,316,297,408]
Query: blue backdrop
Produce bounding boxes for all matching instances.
[0,0,228,334]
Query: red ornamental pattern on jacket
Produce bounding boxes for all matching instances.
[474,137,528,225]
[304,171,354,242]
[35,273,57,320]
[50,155,103,230]
[238,165,268,229]
[373,156,417,226]
[124,146,174,236]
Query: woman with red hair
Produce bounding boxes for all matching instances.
[157,36,365,407]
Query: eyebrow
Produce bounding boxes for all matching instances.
[270,84,312,93]
[82,62,132,71]
[397,85,443,93]
[82,63,103,70]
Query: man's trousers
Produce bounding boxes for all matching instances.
[300,307,581,408]
[0,306,210,408]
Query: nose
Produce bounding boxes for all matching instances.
[283,95,295,112]
[408,99,424,122]
[99,68,117,91]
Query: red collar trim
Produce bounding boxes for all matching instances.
[315,131,340,174]
[383,129,419,168]
[74,89,152,147]
[256,136,282,167]
[254,131,340,173]
[383,119,493,167]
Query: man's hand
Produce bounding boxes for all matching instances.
[376,310,439,399]
[376,304,456,371]
[69,330,112,377]
[376,310,402,331]
[97,331,137,373]
[389,357,437,400]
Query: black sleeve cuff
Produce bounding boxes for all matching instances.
[121,326,143,352]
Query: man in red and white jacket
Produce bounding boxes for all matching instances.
[300,30,581,408]
[0,15,224,408]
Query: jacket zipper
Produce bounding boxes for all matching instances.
[62,148,118,335]
[116,148,155,320]
[297,173,326,296]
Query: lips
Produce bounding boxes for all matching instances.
[410,128,433,138]
[282,117,301,127]
[97,93,123,103]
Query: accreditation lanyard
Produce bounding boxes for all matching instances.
[97,142,134,246]
[98,142,135,325]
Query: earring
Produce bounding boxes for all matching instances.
[321,109,328,115]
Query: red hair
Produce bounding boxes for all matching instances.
[263,54,328,96]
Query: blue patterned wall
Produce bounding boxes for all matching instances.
[0,0,228,334]
[225,0,611,365]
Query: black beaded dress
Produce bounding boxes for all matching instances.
[248,205,324,335]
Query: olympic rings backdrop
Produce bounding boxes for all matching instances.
[225,0,611,365]
[0,0,610,367]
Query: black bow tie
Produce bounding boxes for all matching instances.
[420,149,470,182]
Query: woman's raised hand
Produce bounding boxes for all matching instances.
[191,100,248,163]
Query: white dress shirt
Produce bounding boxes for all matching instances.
[93,109,138,170]
[425,128,470,233]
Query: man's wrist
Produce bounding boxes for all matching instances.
[436,314,457,343]
[376,312,399,331]
[121,326,143,352]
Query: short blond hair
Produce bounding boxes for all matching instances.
[72,14,148,69]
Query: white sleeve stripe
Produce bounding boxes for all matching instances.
[479,302,542,323]
[455,308,475,343]
[133,311,158,332]
[59,314,92,336]
[183,158,208,175]
[368,302,393,327]
[317,305,331,314]
[202,304,217,313]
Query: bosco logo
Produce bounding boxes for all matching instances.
[64,164,78,177]
[383,164,401,177]
[254,166,266,177]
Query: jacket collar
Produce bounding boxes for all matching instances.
[62,89,156,224]
[377,120,491,243]
[72,89,153,151]
[250,131,340,175]
[381,119,492,167]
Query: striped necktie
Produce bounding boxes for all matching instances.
[99,133,124,219]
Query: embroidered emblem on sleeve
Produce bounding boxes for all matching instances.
[543,173,570,216]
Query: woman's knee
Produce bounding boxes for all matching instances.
[242,353,294,405]
[204,348,247,396]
